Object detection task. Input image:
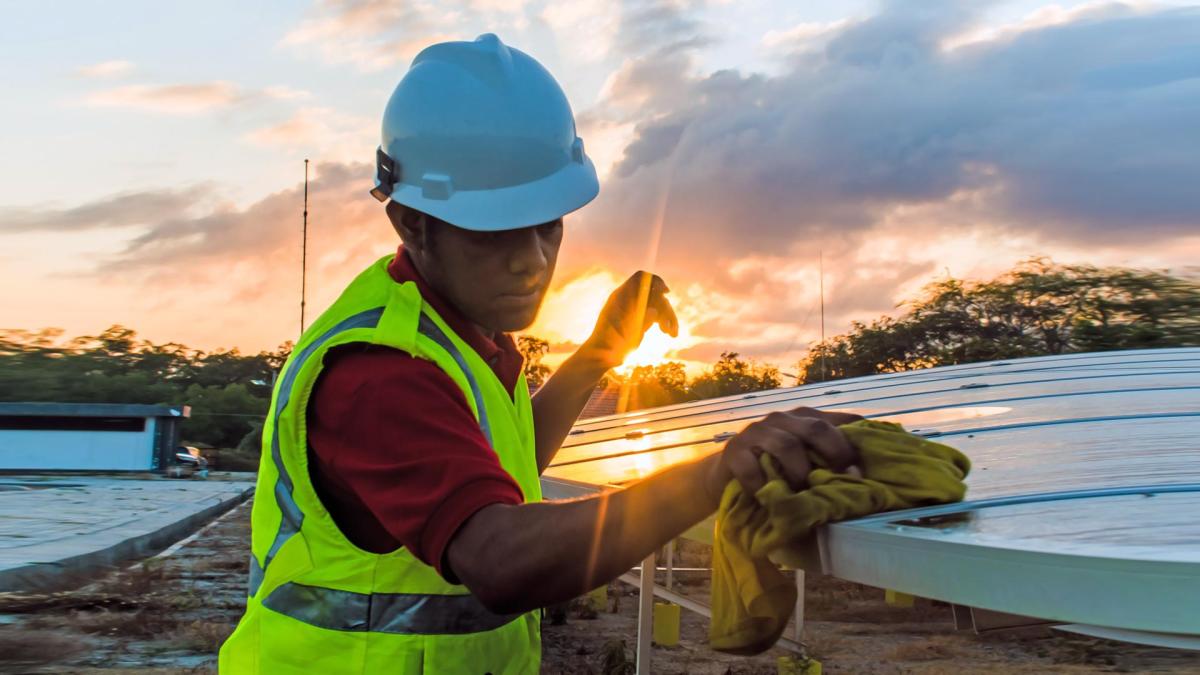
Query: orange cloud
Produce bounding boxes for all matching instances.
[244,107,375,163]
[0,163,392,353]
[16,1,1200,364]
[85,82,244,114]
[75,59,135,79]
[280,0,495,71]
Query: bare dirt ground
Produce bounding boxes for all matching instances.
[0,501,1196,674]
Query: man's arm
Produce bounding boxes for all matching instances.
[532,271,678,472]
[531,350,609,473]
[449,407,863,615]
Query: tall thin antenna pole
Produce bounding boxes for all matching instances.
[301,159,309,335]
[819,250,826,382]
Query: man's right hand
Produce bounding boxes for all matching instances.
[704,407,864,502]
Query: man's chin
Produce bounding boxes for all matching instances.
[489,305,542,334]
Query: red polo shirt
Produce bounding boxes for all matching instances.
[306,246,526,580]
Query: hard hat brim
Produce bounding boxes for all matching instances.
[382,156,600,232]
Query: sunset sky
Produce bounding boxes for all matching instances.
[3,0,1199,375]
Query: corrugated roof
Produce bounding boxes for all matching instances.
[578,381,622,419]
[0,402,191,418]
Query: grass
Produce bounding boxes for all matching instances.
[885,635,964,661]
[209,446,259,472]
[70,608,181,639]
[0,629,87,666]
[176,620,235,652]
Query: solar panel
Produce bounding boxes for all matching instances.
[542,348,1200,646]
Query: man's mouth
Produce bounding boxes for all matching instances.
[500,280,543,296]
[498,286,542,302]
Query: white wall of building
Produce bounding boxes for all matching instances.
[0,424,156,470]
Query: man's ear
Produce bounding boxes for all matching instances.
[386,201,428,254]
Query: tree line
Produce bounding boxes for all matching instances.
[0,326,290,448]
[520,259,1200,413]
[518,345,784,413]
[796,258,1200,383]
[3,259,1196,448]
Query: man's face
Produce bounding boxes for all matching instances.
[421,218,563,334]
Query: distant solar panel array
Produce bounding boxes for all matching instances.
[543,348,1200,649]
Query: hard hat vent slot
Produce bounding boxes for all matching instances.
[421,174,455,200]
[571,138,585,164]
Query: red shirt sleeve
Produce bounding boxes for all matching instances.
[306,344,524,581]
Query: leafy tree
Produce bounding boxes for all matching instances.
[798,259,1200,383]
[180,383,267,447]
[516,335,552,388]
[0,325,286,450]
[689,352,782,400]
[612,361,691,410]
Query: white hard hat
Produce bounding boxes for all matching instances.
[371,34,600,232]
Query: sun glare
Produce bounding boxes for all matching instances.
[618,324,677,372]
[530,268,696,372]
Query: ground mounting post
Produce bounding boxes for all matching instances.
[793,569,805,642]
[636,550,657,674]
[665,540,675,590]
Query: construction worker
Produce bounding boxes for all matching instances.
[219,34,860,674]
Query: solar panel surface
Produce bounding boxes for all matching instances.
[542,348,1200,642]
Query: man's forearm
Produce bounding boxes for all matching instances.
[530,350,609,473]
[451,451,723,614]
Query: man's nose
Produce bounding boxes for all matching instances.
[507,227,548,278]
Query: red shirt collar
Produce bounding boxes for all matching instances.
[387,246,524,392]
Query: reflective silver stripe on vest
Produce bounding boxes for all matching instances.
[262,582,522,635]
[418,313,494,446]
[248,553,264,597]
[250,307,384,597]
[250,306,498,613]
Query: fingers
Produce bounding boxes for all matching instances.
[640,298,679,337]
[724,419,814,492]
[720,410,861,493]
[723,441,766,494]
[752,425,813,490]
[762,412,859,472]
[650,289,679,337]
[787,405,865,426]
[823,411,865,425]
[619,271,679,337]
[642,274,678,336]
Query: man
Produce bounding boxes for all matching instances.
[220,34,860,674]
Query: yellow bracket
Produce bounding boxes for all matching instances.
[652,602,680,646]
[777,655,822,675]
[885,589,915,607]
[586,585,607,612]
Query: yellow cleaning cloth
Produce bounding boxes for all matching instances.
[709,419,971,655]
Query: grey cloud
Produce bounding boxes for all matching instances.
[284,0,534,70]
[1,162,387,288]
[823,1,988,68]
[616,0,711,56]
[14,2,1200,366]
[579,1,1200,277]
[1,188,213,234]
[111,162,375,268]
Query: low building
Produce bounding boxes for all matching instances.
[0,403,190,472]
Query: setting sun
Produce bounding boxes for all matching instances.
[618,324,678,371]
[529,269,697,372]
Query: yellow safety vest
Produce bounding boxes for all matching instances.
[220,255,543,674]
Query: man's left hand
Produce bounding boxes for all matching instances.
[579,271,679,371]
